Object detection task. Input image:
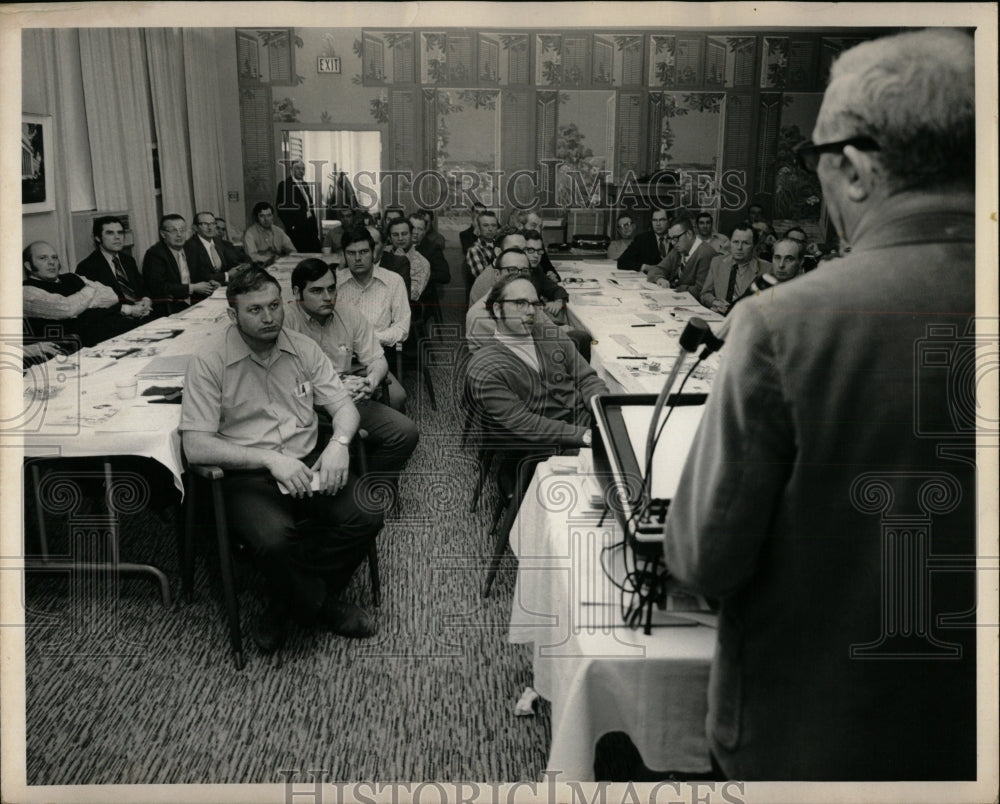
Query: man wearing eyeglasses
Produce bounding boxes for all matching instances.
[647,217,718,299]
[664,30,977,781]
[616,208,670,273]
[185,211,250,285]
[466,273,608,450]
[143,213,221,317]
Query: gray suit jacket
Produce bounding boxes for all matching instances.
[664,192,977,780]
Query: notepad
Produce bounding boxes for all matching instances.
[137,354,192,378]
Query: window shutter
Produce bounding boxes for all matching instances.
[756,94,782,196]
[622,37,642,85]
[268,32,292,83]
[502,89,533,202]
[647,93,664,171]
[563,34,588,86]
[722,92,752,173]
[390,89,418,172]
[238,83,274,208]
[593,36,614,85]
[237,32,259,79]
[392,33,415,83]
[705,39,726,86]
[787,37,818,90]
[536,91,558,202]
[363,33,385,83]
[505,35,529,84]
[422,89,437,170]
[617,91,643,178]
[732,38,756,87]
[675,36,703,86]
[480,35,499,83]
[447,33,473,83]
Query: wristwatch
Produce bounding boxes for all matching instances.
[332,434,351,447]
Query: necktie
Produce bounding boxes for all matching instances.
[658,236,667,257]
[725,262,740,303]
[207,239,222,270]
[112,255,137,301]
[175,249,192,304]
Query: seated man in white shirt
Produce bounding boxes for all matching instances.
[386,217,430,302]
[243,201,296,266]
[335,227,411,411]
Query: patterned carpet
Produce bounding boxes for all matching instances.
[21,263,557,786]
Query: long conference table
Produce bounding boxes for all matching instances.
[507,258,724,780]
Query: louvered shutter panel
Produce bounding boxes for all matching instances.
[480,35,499,83]
[507,36,529,84]
[787,37,818,90]
[705,39,726,86]
[722,93,752,172]
[390,89,418,172]
[563,35,588,86]
[647,93,664,171]
[593,37,613,85]
[239,83,274,210]
[675,36,703,86]
[364,33,385,83]
[536,92,558,203]
[622,38,642,85]
[268,33,292,83]
[237,32,259,79]
[447,33,473,83]
[756,94,782,196]
[733,38,756,87]
[502,89,533,203]
[392,33,415,83]
[617,91,643,178]
[422,90,437,170]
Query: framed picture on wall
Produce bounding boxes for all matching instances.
[22,113,55,214]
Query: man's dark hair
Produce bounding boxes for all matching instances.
[387,218,413,236]
[730,221,759,246]
[523,228,544,244]
[497,229,526,251]
[92,215,124,240]
[252,201,274,219]
[22,242,44,267]
[785,225,808,240]
[341,226,376,253]
[159,213,185,230]
[696,211,714,223]
[418,207,435,223]
[226,266,281,307]
[485,272,533,322]
[669,216,694,234]
[616,211,634,224]
[476,210,498,227]
[291,257,335,295]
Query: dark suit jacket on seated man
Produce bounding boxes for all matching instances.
[646,217,717,299]
[663,29,977,781]
[285,257,418,488]
[180,267,383,650]
[466,274,609,455]
[75,215,154,320]
[143,214,220,317]
[185,212,249,284]
[616,208,670,272]
[23,240,141,348]
[699,224,771,315]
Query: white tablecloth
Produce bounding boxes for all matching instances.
[553,259,724,395]
[508,457,715,780]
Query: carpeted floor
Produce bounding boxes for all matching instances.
[21,256,557,786]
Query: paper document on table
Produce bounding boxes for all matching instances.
[572,295,621,307]
[138,354,192,378]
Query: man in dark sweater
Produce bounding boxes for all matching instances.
[616,208,670,272]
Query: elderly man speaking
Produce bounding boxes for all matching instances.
[664,30,978,781]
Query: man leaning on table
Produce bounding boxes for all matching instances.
[663,29,977,781]
[647,216,717,298]
[181,267,382,652]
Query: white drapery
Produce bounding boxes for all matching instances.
[78,29,159,256]
[301,130,382,212]
[22,30,81,268]
[181,29,228,218]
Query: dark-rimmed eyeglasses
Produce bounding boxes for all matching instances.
[793,136,881,173]
[500,298,545,310]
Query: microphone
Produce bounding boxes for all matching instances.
[644,318,709,484]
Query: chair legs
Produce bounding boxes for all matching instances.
[209,478,245,670]
[482,458,536,598]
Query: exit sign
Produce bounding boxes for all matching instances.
[317,57,341,74]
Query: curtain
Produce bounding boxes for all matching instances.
[78,29,159,256]
[145,28,195,221]
[22,30,78,268]
[181,29,227,218]
[302,130,382,212]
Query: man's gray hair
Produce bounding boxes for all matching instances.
[822,29,974,191]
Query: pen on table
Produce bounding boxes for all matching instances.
[618,355,647,360]
[630,323,655,327]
